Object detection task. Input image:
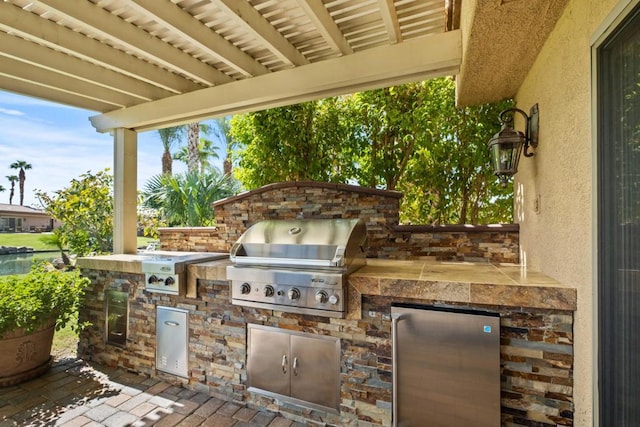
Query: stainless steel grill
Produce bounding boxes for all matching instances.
[227,218,368,318]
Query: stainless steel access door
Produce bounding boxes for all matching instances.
[247,324,341,412]
[392,304,500,427]
[156,306,189,378]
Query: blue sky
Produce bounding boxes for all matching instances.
[0,91,212,207]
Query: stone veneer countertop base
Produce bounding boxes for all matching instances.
[78,255,577,316]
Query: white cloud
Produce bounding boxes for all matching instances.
[0,108,24,116]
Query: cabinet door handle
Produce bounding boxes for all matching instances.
[293,357,299,376]
[164,321,180,326]
[281,355,287,374]
[392,312,408,427]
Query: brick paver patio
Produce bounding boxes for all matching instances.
[0,358,300,427]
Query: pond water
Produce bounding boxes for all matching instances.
[0,252,57,276]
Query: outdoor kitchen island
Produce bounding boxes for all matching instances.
[77,255,576,427]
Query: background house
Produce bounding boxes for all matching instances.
[0,203,57,232]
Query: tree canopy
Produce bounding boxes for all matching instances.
[230,78,513,224]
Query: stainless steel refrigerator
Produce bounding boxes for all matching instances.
[391,303,501,426]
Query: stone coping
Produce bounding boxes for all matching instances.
[78,255,575,313]
[212,180,403,207]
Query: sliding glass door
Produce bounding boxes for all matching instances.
[598,4,640,425]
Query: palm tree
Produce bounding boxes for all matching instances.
[6,175,18,205]
[187,122,200,173]
[141,168,237,226]
[173,138,220,173]
[0,185,5,196]
[157,127,184,175]
[212,117,239,176]
[9,160,32,206]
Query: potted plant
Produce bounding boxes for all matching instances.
[0,262,89,386]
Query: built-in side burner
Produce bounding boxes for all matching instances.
[140,252,228,295]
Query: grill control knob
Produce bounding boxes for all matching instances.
[264,285,275,297]
[315,290,329,304]
[240,283,251,295]
[287,288,301,301]
[328,294,339,305]
[164,277,175,286]
[148,275,158,284]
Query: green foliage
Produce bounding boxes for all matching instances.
[0,262,90,338]
[141,169,239,226]
[229,78,514,224]
[35,169,114,256]
[397,79,514,224]
[350,84,431,190]
[39,228,71,265]
[231,98,361,187]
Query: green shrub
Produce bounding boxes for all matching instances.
[0,263,90,338]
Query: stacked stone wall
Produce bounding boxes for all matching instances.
[78,272,573,426]
[160,181,519,263]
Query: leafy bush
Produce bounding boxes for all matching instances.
[35,169,113,256]
[0,263,90,338]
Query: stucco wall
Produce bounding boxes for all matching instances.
[513,0,619,425]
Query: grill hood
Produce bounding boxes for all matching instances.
[229,218,368,271]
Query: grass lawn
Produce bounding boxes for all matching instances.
[0,233,59,251]
[52,318,79,360]
[0,233,156,252]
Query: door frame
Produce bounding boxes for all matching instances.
[591,0,640,424]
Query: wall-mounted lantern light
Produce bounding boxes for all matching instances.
[488,104,539,187]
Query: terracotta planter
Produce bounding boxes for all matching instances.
[0,321,55,387]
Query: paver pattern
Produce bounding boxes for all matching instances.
[0,358,299,427]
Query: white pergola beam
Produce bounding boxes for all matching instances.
[90,30,461,132]
[0,32,172,102]
[129,0,269,78]
[0,56,137,108]
[0,2,201,96]
[214,0,309,67]
[296,0,354,55]
[378,0,403,43]
[33,0,233,87]
[0,75,116,112]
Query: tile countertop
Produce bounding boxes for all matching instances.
[77,251,229,274]
[78,255,576,315]
[346,259,577,319]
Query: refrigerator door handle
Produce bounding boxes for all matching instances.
[391,312,409,427]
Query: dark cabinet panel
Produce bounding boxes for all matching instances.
[106,290,128,347]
